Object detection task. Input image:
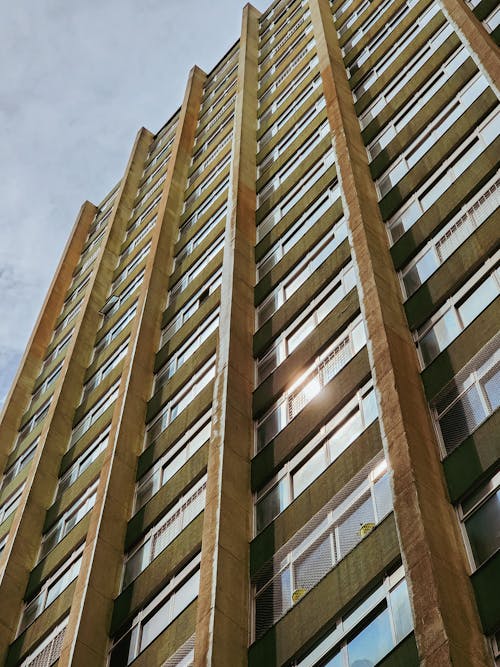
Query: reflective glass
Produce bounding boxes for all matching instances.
[347,608,393,667]
[465,490,500,566]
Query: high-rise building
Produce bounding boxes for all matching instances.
[0,0,498,665]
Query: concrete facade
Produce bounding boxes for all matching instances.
[0,0,498,665]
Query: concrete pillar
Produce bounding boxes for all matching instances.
[59,67,206,667]
[436,0,500,97]
[0,127,152,665]
[309,0,492,664]
[193,5,260,667]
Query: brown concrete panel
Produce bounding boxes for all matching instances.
[194,6,260,667]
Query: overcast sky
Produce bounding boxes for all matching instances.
[0,0,268,408]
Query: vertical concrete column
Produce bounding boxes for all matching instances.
[309,0,491,665]
[436,0,500,97]
[0,201,97,476]
[59,66,206,667]
[0,128,152,665]
[194,5,259,667]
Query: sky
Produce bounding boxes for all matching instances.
[0,0,268,408]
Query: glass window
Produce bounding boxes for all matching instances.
[433,332,499,454]
[110,554,201,666]
[461,471,500,568]
[254,457,392,639]
[293,566,412,667]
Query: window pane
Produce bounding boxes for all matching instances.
[390,580,413,642]
[347,607,393,667]
[439,385,486,452]
[255,568,291,640]
[256,480,287,533]
[483,366,500,411]
[458,275,497,327]
[292,447,326,498]
[337,495,375,559]
[465,490,500,566]
[324,651,342,667]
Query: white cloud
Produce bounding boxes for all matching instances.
[0,0,268,399]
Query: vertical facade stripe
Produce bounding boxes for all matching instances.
[308,0,492,664]
[194,5,260,667]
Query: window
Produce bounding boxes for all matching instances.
[293,567,412,666]
[29,363,63,408]
[121,221,155,261]
[109,554,201,666]
[259,51,319,126]
[346,0,420,76]
[94,302,137,357]
[257,223,347,327]
[260,9,311,64]
[113,241,151,291]
[192,114,234,164]
[16,399,52,448]
[57,427,110,497]
[39,481,98,560]
[259,23,313,91]
[181,175,229,227]
[336,0,370,37]
[253,456,392,639]
[188,132,233,187]
[258,147,335,239]
[125,211,157,243]
[388,108,499,242]
[82,340,129,400]
[198,89,236,132]
[255,380,379,531]
[19,545,83,633]
[432,331,499,455]
[52,302,82,342]
[123,476,206,587]
[167,235,224,305]
[174,204,227,269]
[154,310,219,393]
[19,617,68,667]
[41,331,73,373]
[103,271,145,321]
[130,194,162,230]
[257,182,341,276]
[258,96,326,176]
[376,73,489,198]
[367,46,468,160]
[178,197,226,244]
[183,154,231,213]
[145,357,216,449]
[0,439,38,494]
[401,174,499,297]
[0,483,25,525]
[257,264,356,383]
[352,2,441,100]
[70,380,120,446]
[135,411,211,511]
[257,120,330,206]
[160,270,222,347]
[64,274,91,308]
[416,252,499,366]
[259,75,323,150]
[256,325,369,452]
[460,470,500,569]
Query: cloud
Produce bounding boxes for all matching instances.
[0,0,268,401]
